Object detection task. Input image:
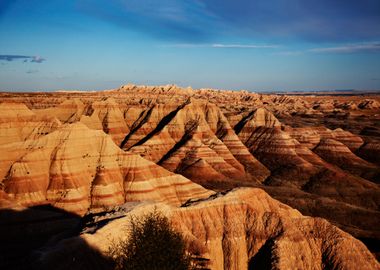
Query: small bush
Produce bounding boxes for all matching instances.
[108,210,192,270]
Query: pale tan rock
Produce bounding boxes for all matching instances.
[0,102,61,145]
[49,188,380,270]
[35,98,86,123]
[80,98,130,145]
[359,99,380,109]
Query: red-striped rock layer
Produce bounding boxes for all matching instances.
[34,98,130,145]
[0,102,61,145]
[232,109,380,209]
[121,99,269,187]
[51,188,380,270]
[286,126,364,152]
[314,139,379,181]
[0,123,212,214]
[332,128,364,151]
[285,126,321,149]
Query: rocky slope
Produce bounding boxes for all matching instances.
[0,102,61,145]
[31,188,380,270]
[123,99,269,189]
[0,86,380,266]
[0,121,212,214]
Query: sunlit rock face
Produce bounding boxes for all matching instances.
[1,86,380,266]
[36,188,380,270]
[0,122,212,214]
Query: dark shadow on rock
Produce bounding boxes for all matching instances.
[248,239,274,270]
[0,205,113,270]
[35,237,113,270]
[359,237,380,261]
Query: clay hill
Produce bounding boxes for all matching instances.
[17,188,379,270]
[0,85,379,269]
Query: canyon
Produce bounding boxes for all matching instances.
[0,85,379,269]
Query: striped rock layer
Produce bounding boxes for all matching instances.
[35,98,130,145]
[314,138,380,182]
[0,123,212,214]
[1,87,380,262]
[40,188,380,270]
[232,108,380,211]
[120,99,269,188]
[0,102,61,146]
[28,97,270,188]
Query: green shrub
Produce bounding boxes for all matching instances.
[108,210,192,270]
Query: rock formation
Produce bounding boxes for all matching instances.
[1,86,380,266]
[0,102,61,145]
[35,188,380,270]
[121,99,269,188]
[314,138,379,181]
[0,122,212,214]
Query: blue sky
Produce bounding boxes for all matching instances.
[0,0,379,91]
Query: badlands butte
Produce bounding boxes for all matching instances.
[0,84,380,269]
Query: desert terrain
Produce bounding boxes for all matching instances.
[1,85,379,269]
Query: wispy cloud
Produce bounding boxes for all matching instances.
[167,43,278,49]
[309,42,380,53]
[212,44,278,49]
[79,0,380,43]
[78,0,217,41]
[0,55,46,63]
[30,56,45,63]
[164,43,207,48]
[0,55,29,61]
[274,51,304,56]
[26,69,39,74]
[275,42,380,56]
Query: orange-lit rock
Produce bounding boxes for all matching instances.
[0,123,212,214]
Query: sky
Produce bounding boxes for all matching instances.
[0,0,379,92]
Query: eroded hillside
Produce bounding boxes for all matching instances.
[1,85,379,268]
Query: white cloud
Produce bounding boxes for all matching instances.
[309,42,380,53]
[212,43,278,49]
[274,42,380,56]
[273,51,304,56]
[166,43,279,49]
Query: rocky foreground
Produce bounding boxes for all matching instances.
[0,85,379,269]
